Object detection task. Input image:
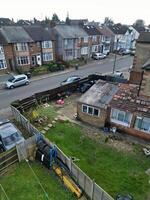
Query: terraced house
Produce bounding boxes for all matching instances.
[53,24,89,60]
[0,26,33,72]
[24,26,55,66]
[0,26,55,73]
[0,31,7,74]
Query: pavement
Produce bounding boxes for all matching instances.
[0,54,131,89]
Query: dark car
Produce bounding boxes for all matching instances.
[60,76,81,86]
[79,81,95,93]
[118,48,130,56]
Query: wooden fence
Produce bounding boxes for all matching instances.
[0,147,18,175]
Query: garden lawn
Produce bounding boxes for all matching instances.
[45,122,150,200]
[1,161,76,200]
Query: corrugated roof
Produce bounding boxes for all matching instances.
[137,32,150,43]
[0,26,33,43]
[54,24,88,38]
[24,26,53,41]
[78,80,118,108]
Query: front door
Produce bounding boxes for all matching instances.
[8,59,13,71]
[36,54,42,66]
[31,55,36,66]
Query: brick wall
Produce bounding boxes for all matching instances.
[77,102,107,127]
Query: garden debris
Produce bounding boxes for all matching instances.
[143,148,150,156]
[145,168,150,176]
[48,124,53,128]
[41,130,46,134]
[44,127,49,131]
[32,110,39,119]
[71,156,80,162]
[52,120,56,124]
[43,103,50,108]
[54,117,58,121]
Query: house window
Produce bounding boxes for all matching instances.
[92,36,97,42]
[92,45,98,52]
[15,43,28,51]
[42,41,52,48]
[43,53,53,61]
[16,56,30,66]
[0,46,4,54]
[66,50,73,57]
[0,59,7,69]
[81,47,88,55]
[82,104,100,117]
[83,37,88,43]
[110,108,132,126]
[134,116,150,133]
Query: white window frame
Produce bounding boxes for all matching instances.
[0,46,4,54]
[110,108,132,127]
[66,49,73,57]
[83,37,88,43]
[16,56,30,66]
[92,45,98,53]
[15,43,28,51]
[92,35,97,42]
[42,52,53,61]
[134,116,150,133]
[42,41,52,49]
[82,104,100,117]
[0,59,7,70]
[81,47,88,55]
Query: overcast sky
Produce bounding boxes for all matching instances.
[1,0,150,25]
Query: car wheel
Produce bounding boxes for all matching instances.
[25,81,29,85]
[10,85,14,89]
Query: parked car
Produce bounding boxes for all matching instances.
[0,119,25,152]
[115,194,133,200]
[118,49,131,56]
[5,74,29,89]
[92,53,107,60]
[130,50,135,56]
[60,76,81,86]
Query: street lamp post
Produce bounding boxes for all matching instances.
[113,38,119,74]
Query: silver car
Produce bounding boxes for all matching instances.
[5,74,29,89]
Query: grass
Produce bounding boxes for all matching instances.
[45,122,150,200]
[1,161,76,200]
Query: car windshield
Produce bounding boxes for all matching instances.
[8,76,15,82]
[3,132,21,147]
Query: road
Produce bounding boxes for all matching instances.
[0,56,133,109]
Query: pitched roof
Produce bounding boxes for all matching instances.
[23,26,52,41]
[78,80,118,108]
[0,30,7,44]
[0,18,14,26]
[97,26,114,37]
[54,25,88,38]
[108,24,129,35]
[82,25,102,36]
[110,83,150,115]
[0,26,33,43]
[133,26,145,33]
[137,32,150,43]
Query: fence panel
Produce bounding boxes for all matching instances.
[84,175,93,199]
[93,183,104,200]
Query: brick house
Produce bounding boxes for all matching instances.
[96,26,115,54]
[130,32,150,86]
[82,25,102,57]
[0,26,33,72]
[108,84,150,141]
[24,26,55,66]
[77,80,150,141]
[77,80,118,127]
[53,24,89,61]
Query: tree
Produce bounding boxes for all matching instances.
[133,19,145,28]
[104,17,114,26]
[50,13,60,27]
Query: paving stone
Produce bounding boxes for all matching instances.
[52,120,56,124]
[48,124,53,128]
[44,127,49,131]
[41,130,46,134]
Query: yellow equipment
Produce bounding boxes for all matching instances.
[53,166,82,198]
